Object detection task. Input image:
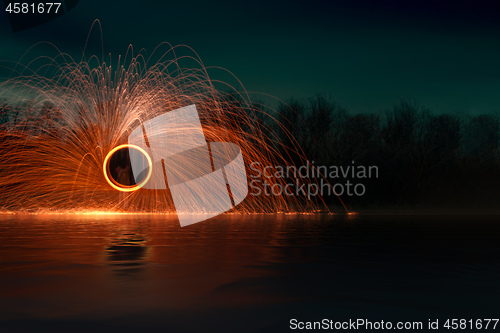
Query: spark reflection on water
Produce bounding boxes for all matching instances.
[0,213,499,332]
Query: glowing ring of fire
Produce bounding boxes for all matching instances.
[103,144,152,192]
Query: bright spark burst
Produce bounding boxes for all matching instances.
[0,40,323,214]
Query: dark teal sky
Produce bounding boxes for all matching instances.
[1,0,500,114]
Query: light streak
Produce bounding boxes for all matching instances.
[102,144,152,192]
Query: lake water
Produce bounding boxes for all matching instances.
[1,213,499,332]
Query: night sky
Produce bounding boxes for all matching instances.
[1,0,499,114]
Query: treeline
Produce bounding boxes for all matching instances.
[271,96,500,209]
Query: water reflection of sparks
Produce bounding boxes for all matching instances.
[106,232,149,278]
